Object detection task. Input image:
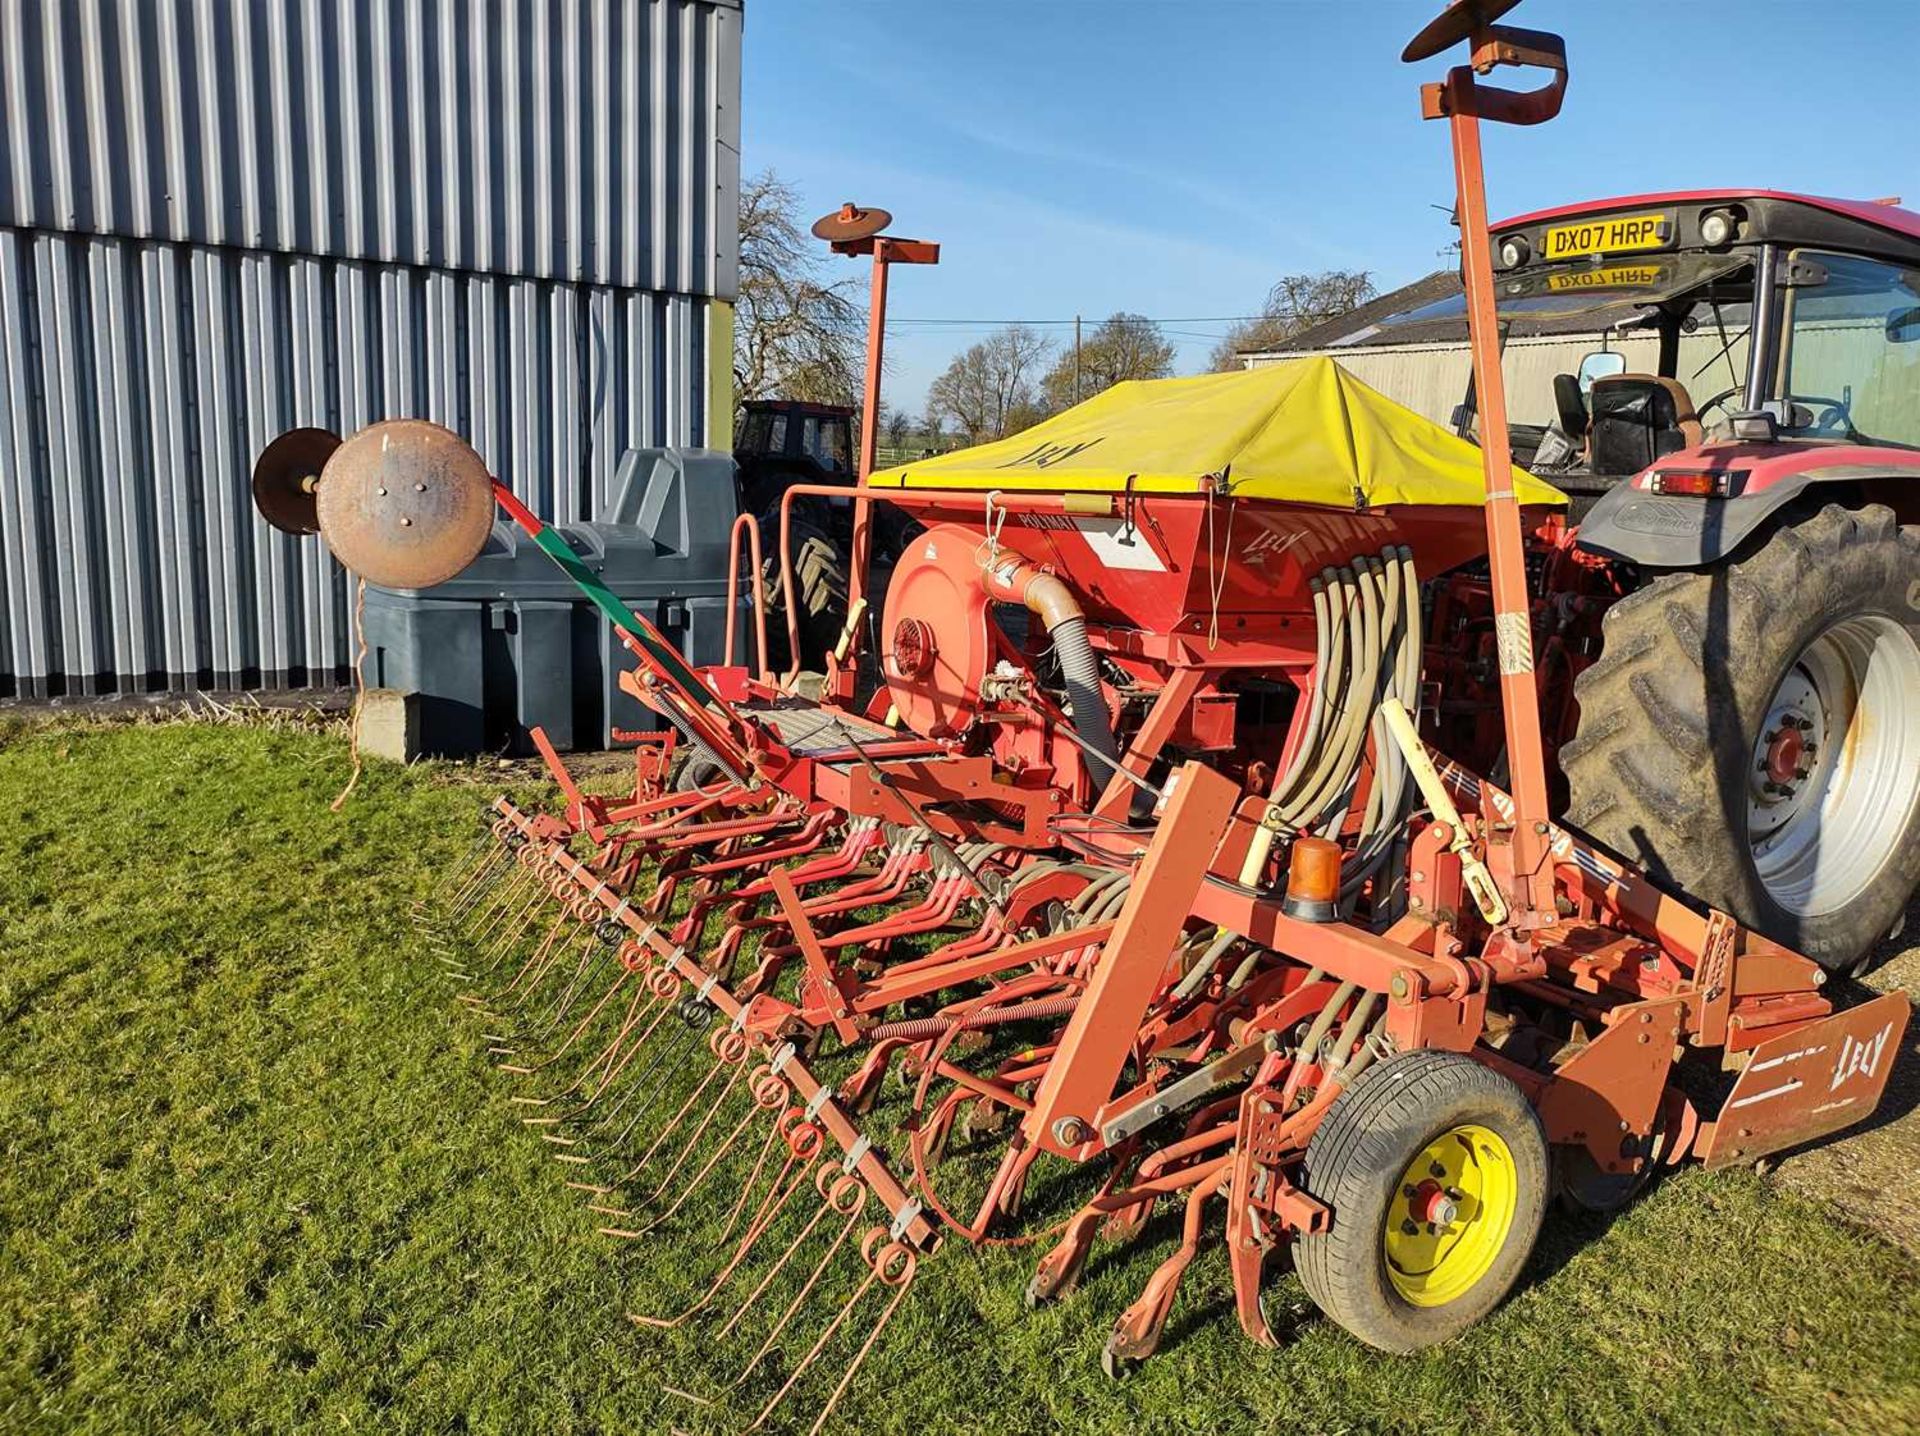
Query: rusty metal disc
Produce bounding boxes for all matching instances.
[251,427,341,535]
[811,202,892,243]
[1401,0,1523,61]
[315,419,495,589]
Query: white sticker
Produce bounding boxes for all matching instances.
[1495,612,1535,676]
[1074,517,1166,572]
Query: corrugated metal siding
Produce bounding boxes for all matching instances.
[0,0,737,698]
[1251,330,1756,430]
[0,0,741,296]
[0,225,712,696]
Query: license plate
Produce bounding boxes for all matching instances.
[1542,211,1673,260]
[1545,263,1666,293]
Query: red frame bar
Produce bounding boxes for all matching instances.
[1022,762,1241,1157]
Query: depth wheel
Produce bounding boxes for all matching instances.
[671,751,730,792]
[1296,1050,1548,1353]
[1554,1141,1654,1215]
[1563,503,1920,973]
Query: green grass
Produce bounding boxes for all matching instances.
[2,721,1917,1434]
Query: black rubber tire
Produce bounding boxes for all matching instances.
[1562,503,1920,972]
[671,750,729,793]
[1296,1050,1548,1353]
[759,513,848,674]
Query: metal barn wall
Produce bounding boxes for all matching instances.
[0,0,741,294]
[1252,330,1752,429]
[0,0,741,698]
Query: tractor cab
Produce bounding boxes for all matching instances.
[1379,192,1920,550]
[733,398,856,519]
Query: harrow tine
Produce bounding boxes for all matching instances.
[444,847,516,926]
[497,951,641,1078]
[461,848,541,934]
[431,824,505,912]
[625,1108,818,1326]
[723,1176,866,1387]
[619,1029,750,1184]
[744,1230,918,1436]
[488,967,592,1061]
[698,1081,805,1249]
[574,996,708,1138]
[538,967,680,1111]
[630,1071,782,1232]
[535,925,632,1035]
[514,928,606,1034]
[470,879,549,974]
[716,1163,862,1344]
[488,908,577,1009]
[566,966,676,1096]
[425,863,523,966]
[589,1007,713,1157]
[414,829,495,933]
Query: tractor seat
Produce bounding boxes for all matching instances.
[1551,372,1590,442]
[1588,374,1703,476]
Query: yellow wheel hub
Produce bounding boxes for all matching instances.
[1382,1122,1517,1308]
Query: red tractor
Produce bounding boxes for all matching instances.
[1398,191,1920,972]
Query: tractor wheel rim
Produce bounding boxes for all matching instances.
[1747,615,1920,918]
[1383,1122,1517,1308]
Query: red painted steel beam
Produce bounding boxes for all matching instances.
[1416,22,1568,926]
[1022,762,1241,1157]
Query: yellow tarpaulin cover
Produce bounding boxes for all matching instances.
[869,356,1565,509]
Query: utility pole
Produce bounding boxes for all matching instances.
[1073,314,1082,404]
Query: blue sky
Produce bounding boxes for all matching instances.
[741,0,1920,413]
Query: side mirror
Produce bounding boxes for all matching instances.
[1577,350,1626,393]
[1886,306,1920,343]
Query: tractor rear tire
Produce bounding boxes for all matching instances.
[1562,504,1920,973]
[759,514,848,675]
[1296,1050,1548,1353]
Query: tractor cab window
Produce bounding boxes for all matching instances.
[737,408,790,458]
[1780,250,1920,448]
[1375,251,1754,455]
[800,414,851,474]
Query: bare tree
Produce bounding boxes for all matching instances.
[881,404,911,452]
[1209,270,1377,370]
[919,406,947,455]
[927,325,1055,443]
[734,170,865,408]
[1042,312,1175,412]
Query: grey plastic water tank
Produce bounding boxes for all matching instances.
[361,446,741,756]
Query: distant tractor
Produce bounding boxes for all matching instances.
[729,397,852,671]
[732,398,855,673]
[733,396,925,678]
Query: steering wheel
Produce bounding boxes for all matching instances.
[1794,396,1856,436]
[1695,388,1855,437]
[1694,386,1742,425]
